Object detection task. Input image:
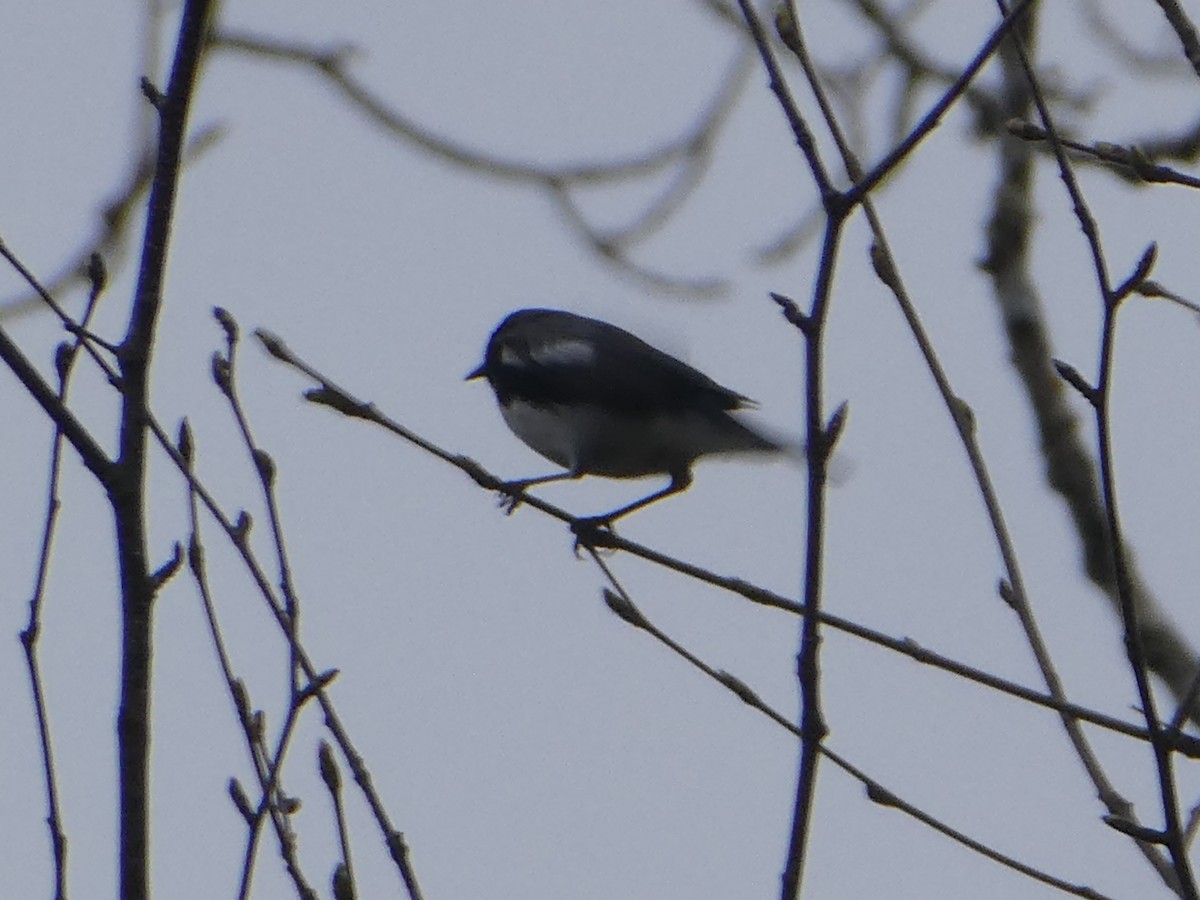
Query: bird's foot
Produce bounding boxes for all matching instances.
[570,515,618,556]
[495,480,534,515]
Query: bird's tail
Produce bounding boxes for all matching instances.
[727,416,852,482]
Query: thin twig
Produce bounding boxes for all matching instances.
[252,326,1193,755]
[998,0,1197,891]
[320,742,357,898]
[0,241,115,486]
[209,29,750,294]
[180,425,320,900]
[16,256,105,900]
[0,127,223,321]
[141,376,425,899]
[1152,0,1200,78]
[589,552,1113,900]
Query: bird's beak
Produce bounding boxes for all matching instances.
[465,363,486,381]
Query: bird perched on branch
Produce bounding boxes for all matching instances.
[467,308,792,527]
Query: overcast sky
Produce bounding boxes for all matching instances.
[4,2,1200,898]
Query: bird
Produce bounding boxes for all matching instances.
[467,308,789,527]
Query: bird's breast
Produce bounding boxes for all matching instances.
[499,398,763,478]
[499,398,581,472]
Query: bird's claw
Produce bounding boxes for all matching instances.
[570,516,617,556]
[495,481,530,515]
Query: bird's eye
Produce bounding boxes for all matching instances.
[531,339,596,368]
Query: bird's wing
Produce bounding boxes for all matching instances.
[510,311,753,414]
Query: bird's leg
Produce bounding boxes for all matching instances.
[572,468,694,539]
[497,470,580,514]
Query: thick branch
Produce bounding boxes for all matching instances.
[113,3,213,899]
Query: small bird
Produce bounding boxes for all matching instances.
[467,308,788,526]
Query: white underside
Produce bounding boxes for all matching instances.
[499,398,779,478]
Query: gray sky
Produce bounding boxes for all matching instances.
[4,2,1200,898]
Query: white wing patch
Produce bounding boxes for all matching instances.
[499,345,527,368]
[530,338,596,368]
